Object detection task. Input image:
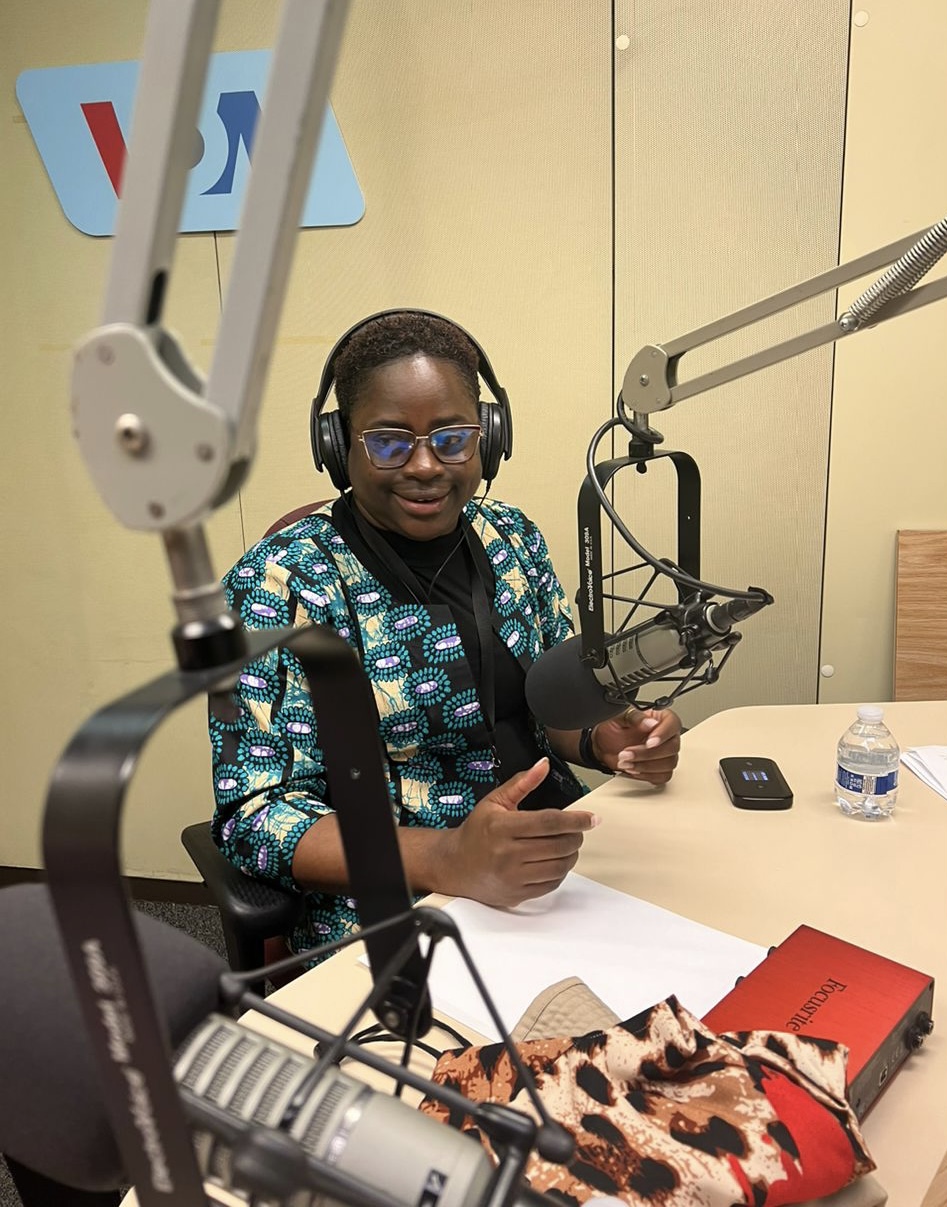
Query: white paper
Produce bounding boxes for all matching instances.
[415,874,767,1042]
[901,745,947,801]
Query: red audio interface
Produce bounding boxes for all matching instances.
[702,925,934,1118]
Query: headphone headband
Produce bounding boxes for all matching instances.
[310,308,513,490]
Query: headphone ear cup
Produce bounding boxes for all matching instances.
[478,394,513,483]
[317,410,351,492]
[478,401,502,483]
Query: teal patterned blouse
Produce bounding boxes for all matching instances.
[208,496,586,963]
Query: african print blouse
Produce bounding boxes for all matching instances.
[208,497,586,962]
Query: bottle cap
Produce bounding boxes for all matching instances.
[857,704,884,723]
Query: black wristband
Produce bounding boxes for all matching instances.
[579,726,612,775]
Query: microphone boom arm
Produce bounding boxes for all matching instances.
[71,0,351,663]
[578,215,947,707]
[43,624,438,1207]
[622,216,947,418]
[44,6,441,1203]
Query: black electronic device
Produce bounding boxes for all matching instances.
[718,756,793,810]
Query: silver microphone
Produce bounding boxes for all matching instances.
[525,593,772,729]
[176,1014,494,1207]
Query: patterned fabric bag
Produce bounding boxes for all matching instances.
[419,996,875,1206]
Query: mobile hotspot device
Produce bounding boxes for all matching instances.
[719,756,793,810]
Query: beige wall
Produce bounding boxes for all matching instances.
[612,0,850,732]
[2,0,612,877]
[2,2,943,879]
[820,0,947,704]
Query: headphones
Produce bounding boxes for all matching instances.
[310,308,514,492]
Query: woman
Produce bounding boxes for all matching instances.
[209,311,681,962]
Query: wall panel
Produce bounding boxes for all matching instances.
[820,0,947,706]
[612,0,850,729]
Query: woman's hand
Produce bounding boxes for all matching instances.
[437,758,600,909]
[592,708,682,784]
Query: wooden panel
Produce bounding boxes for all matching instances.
[895,531,947,701]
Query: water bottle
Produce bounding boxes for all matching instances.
[835,705,900,820]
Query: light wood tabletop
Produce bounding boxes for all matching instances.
[123,700,947,1205]
[575,701,947,1204]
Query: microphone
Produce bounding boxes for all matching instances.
[0,884,563,1207]
[175,1013,495,1207]
[525,591,773,729]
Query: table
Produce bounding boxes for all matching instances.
[125,700,947,1205]
[576,700,947,1204]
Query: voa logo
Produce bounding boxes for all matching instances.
[16,50,364,237]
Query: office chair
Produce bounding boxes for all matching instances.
[180,500,329,989]
[262,499,330,536]
[180,821,305,991]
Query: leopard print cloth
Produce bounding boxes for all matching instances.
[419,996,874,1205]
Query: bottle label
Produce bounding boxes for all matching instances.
[836,766,899,795]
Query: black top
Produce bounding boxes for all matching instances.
[333,497,577,810]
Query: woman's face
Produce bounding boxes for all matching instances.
[346,354,482,540]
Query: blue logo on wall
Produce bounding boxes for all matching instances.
[16,51,364,237]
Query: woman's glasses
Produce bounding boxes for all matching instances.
[357,424,482,469]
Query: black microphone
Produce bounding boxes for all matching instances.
[525,591,773,730]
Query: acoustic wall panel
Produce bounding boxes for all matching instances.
[612,1,850,728]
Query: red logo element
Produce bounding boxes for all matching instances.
[80,101,127,196]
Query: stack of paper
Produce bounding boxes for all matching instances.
[419,874,768,1043]
[901,746,947,801]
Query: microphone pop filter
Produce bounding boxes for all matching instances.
[525,636,628,730]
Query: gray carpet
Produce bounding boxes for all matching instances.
[0,900,227,1207]
[132,898,228,961]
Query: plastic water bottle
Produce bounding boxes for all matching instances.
[835,705,900,820]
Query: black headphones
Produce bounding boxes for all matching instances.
[310,308,513,492]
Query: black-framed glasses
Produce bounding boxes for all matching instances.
[357,424,482,469]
